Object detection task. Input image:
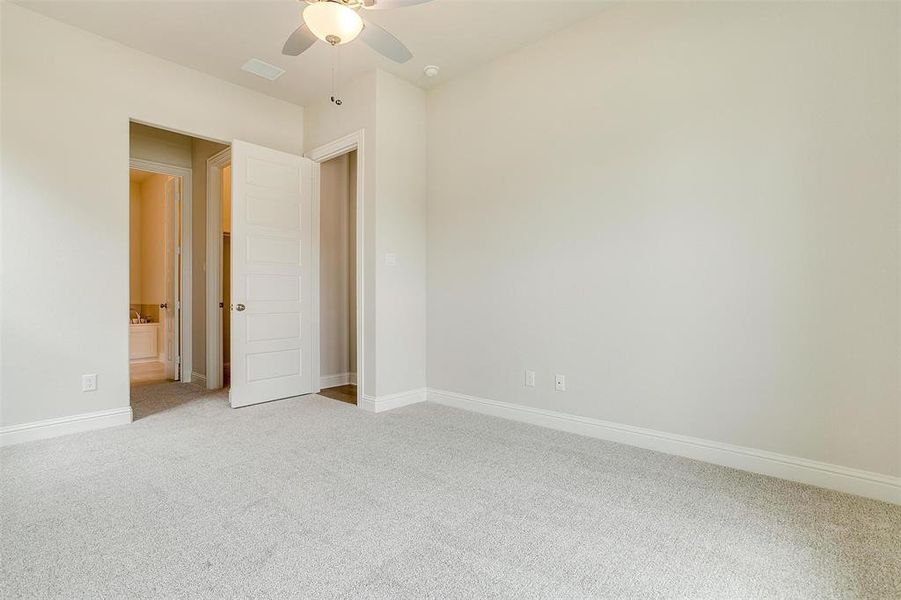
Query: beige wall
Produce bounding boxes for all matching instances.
[373,72,427,397]
[129,181,142,303]
[137,174,168,305]
[426,2,900,477]
[1,3,304,427]
[305,70,427,398]
[319,152,356,379]
[128,172,169,355]
[221,165,231,234]
[130,123,192,169]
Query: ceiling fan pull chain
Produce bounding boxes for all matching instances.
[330,45,343,106]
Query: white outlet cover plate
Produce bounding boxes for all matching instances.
[82,374,97,392]
[554,374,565,391]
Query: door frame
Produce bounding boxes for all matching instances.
[129,157,193,383]
[205,147,231,389]
[306,130,366,404]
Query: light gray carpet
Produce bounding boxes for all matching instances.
[2,382,899,599]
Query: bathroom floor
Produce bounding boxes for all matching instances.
[129,361,169,386]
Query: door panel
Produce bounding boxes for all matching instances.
[246,313,301,342]
[247,236,302,265]
[230,140,313,408]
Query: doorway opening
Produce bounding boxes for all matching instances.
[317,150,358,405]
[129,121,228,418]
[307,130,366,407]
[131,124,319,412]
[128,167,183,386]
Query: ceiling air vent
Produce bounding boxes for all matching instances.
[241,58,285,81]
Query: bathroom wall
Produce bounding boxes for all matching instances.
[138,174,168,307]
[129,180,142,303]
[128,172,169,358]
[222,165,231,233]
[129,172,168,316]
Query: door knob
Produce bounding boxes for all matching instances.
[235,303,246,312]
[160,303,168,309]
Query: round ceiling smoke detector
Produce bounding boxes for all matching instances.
[423,65,440,78]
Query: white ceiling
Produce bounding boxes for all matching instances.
[18,0,611,106]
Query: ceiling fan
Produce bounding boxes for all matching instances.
[282,0,433,64]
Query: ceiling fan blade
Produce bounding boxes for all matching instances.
[360,19,413,63]
[362,0,434,9]
[282,23,317,56]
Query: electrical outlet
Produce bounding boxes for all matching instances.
[82,374,97,392]
[384,253,397,266]
[525,370,536,387]
[554,374,566,392]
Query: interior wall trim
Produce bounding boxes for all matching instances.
[426,388,900,505]
[359,388,427,413]
[0,407,133,447]
[320,372,357,389]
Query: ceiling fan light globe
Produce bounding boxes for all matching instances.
[303,1,364,45]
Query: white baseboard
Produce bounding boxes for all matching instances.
[320,372,357,389]
[360,387,427,413]
[191,371,207,387]
[0,407,133,447]
[427,388,900,505]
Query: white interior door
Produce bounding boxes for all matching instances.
[164,176,181,380]
[230,140,313,408]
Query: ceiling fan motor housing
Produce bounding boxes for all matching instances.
[286,0,421,63]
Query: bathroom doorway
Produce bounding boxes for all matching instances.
[128,166,186,386]
[128,122,228,408]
